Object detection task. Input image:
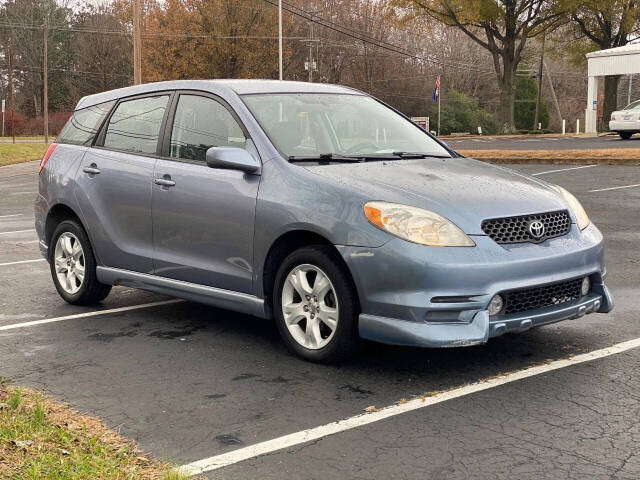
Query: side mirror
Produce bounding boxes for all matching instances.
[205,147,261,174]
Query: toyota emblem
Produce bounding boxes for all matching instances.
[528,220,545,239]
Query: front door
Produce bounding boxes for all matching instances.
[75,94,171,274]
[151,93,260,293]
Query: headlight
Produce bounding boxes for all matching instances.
[363,201,475,247]
[553,185,590,230]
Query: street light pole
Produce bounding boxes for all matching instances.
[133,0,142,85]
[278,0,283,80]
[43,16,49,143]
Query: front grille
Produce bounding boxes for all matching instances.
[502,278,584,315]
[481,210,571,244]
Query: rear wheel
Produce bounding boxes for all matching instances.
[619,132,633,140]
[273,245,359,363]
[50,219,111,305]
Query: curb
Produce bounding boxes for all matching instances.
[474,158,640,165]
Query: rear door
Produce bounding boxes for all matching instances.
[151,92,260,293]
[75,93,171,273]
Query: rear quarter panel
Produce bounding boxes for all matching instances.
[36,144,88,251]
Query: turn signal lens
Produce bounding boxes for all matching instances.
[39,143,58,174]
[553,185,590,230]
[363,201,475,247]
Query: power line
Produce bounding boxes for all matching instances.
[0,63,130,78]
[261,0,499,75]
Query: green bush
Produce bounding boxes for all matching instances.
[515,76,549,130]
[438,90,499,135]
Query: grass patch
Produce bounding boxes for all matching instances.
[0,382,193,479]
[0,144,48,167]
[458,148,640,164]
[0,136,46,141]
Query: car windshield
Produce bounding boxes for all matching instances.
[623,100,640,110]
[242,93,450,160]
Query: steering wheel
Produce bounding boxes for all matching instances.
[343,142,379,154]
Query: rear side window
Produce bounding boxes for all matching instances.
[103,95,170,155]
[57,101,115,146]
[170,94,246,162]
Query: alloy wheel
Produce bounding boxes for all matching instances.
[54,232,85,294]
[281,264,339,349]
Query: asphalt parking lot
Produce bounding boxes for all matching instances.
[1,160,639,479]
[445,134,640,150]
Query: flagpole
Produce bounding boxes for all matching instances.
[278,0,283,80]
[437,90,441,136]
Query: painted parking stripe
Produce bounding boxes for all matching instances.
[589,183,640,192]
[179,337,640,476]
[0,214,23,219]
[0,229,36,235]
[532,165,597,176]
[0,258,46,267]
[0,299,184,332]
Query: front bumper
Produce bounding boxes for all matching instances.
[337,223,613,348]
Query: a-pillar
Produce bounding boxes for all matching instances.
[585,75,598,133]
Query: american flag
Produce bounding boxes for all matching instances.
[431,74,440,102]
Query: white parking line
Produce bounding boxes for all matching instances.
[532,165,597,176]
[0,299,184,332]
[589,183,640,193]
[0,258,46,267]
[179,337,640,476]
[0,229,36,235]
[0,214,23,219]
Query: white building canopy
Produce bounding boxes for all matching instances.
[585,43,640,133]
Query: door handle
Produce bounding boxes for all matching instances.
[154,175,176,187]
[82,163,100,175]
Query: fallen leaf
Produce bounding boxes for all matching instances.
[12,440,33,448]
[364,405,378,413]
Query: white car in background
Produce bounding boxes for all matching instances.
[609,100,640,139]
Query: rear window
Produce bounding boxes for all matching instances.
[57,101,115,146]
[103,95,169,155]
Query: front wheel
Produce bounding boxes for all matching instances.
[619,132,633,140]
[50,219,111,305]
[273,246,359,363]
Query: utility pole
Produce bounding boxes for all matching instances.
[133,0,142,85]
[43,16,49,143]
[543,61,562,127]
[278,0,283,80]
[8,37,15,144]
[533,34,545,130]
[308,16,314,83]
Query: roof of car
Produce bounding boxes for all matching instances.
[75,79,363,110]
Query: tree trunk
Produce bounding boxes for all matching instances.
[602,75,620,131]
[499,63,516,133]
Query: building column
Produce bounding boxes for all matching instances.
[585,75,598,133]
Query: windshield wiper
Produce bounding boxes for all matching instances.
[288,152,452,163]
[391,151,451,159]
[288,153,365,163]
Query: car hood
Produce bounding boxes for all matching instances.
[304,157,570,235]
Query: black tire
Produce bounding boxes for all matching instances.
[273,245,359,363]
[49,219,111,305]
[619,132,633,140]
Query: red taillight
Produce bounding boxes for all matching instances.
[39,143,58,174]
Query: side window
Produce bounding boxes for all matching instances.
[103,95,169,155]
[170,95,246,162]
[57,100,115,146]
